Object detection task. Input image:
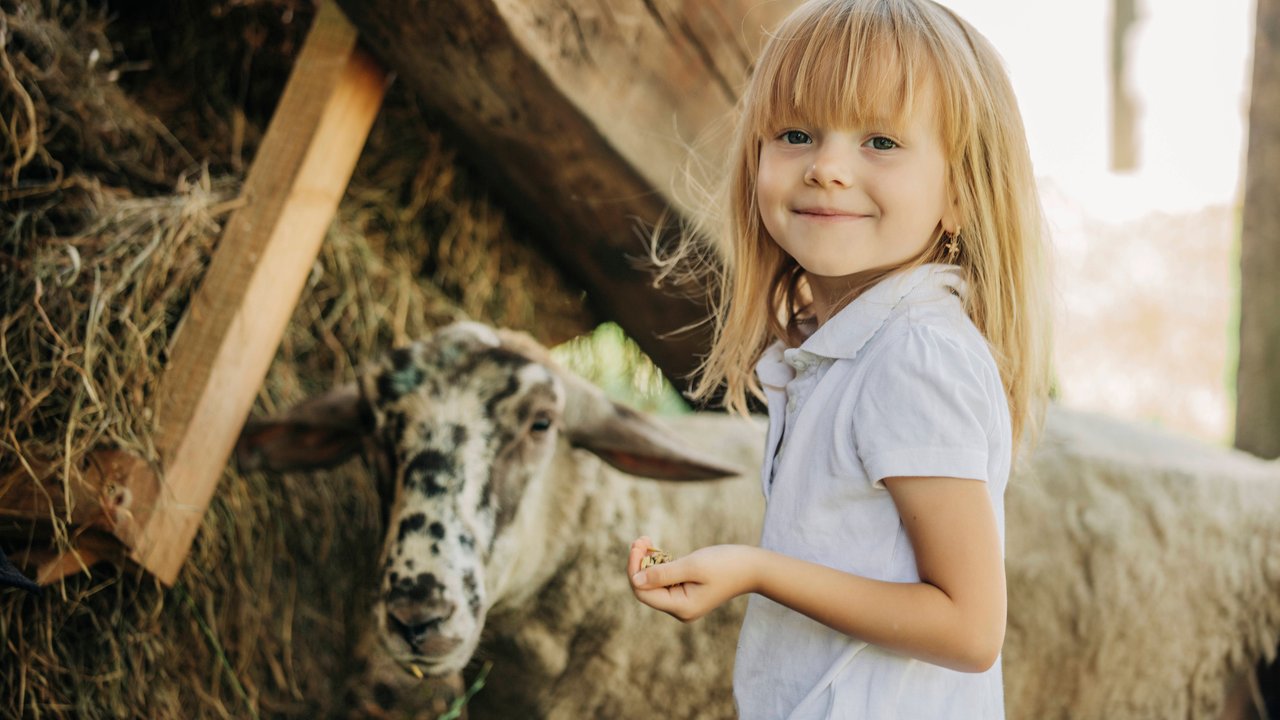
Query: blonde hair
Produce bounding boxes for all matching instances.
[663,0,1051,450]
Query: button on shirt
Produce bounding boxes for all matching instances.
[733,264,1012,720]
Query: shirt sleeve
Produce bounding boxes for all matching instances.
[852,324,997,487]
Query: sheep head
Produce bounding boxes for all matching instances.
[236,322,739,676]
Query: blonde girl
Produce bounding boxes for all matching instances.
[626,0,1051,717]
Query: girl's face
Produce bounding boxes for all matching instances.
[755,84,956,279]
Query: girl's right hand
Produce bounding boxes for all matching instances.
[626,536,761,623]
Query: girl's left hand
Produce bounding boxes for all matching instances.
[627,537,761,623]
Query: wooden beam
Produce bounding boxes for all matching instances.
[10,532,124,586]
[335,0,798,391]
[132,1,389,585]
[0,449,156,584]
[0,450,157,544]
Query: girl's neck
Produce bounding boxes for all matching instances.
[806,277,844,327]
[806,268,900,327]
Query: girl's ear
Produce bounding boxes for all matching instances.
[942,211,960,237]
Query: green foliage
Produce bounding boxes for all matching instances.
[551,323,690,416]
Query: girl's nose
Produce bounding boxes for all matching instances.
[804,144,856,188]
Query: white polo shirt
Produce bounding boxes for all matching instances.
[733,263,1011,720]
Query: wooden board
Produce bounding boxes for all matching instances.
[0,449,156,584]
[335,0,798,391]
[130,1,389,584]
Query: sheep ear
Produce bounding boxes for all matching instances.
[561,374,742,481]
[236,384,367,472]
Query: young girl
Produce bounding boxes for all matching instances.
[627,0,1051,717]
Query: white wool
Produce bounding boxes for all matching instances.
[354,330,1279,718]
[1003,406,1280,719]
[471,403,1280,719]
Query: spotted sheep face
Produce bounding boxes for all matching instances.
[235,321,742,679]
[358,323,565,673]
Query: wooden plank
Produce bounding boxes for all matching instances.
[0,449,156,585]
[10,532,123,586]
[0,449,158,549]
[132,1,389,585]
[334,0,798,391]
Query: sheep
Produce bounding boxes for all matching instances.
[237,321,765,719]
[238,321,1280,719]
[1002,406,1280,719]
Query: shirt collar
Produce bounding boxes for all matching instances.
[756,340,793,389]
[756,263,966,385]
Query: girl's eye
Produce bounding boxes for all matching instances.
[781,130,812,145]
[867,136,898,151]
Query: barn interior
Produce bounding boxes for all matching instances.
[1,0,740,715]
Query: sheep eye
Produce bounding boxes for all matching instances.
[530,415,553,433]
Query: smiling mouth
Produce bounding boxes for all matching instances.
[793,208,869,220]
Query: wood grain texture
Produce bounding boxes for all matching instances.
[133,1,388,584]
[335,0,797,390]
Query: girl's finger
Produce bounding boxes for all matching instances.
[627,536,653,577]
[634,582,693,619]
[633,557,682,589]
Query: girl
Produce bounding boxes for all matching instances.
[627,0,1051,717]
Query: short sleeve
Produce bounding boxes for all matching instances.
[852,325,997,487]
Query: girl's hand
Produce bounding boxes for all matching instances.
[626,537,761,623]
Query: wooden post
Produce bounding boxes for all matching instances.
[131,1,389,584]
[1238,0,1280,461]
[1239,0,1280,712]
[1109,0,1139,171]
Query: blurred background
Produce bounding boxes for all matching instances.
[925,0,1252,444]
[585,0,1256,446]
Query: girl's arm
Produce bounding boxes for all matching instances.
[627,475,1005,673]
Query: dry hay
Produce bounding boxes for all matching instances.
[0,0,596,717]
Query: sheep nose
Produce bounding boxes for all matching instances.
[386,599,459,654]
[384,571,464,653]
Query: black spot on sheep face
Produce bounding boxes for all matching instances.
[360,323,564,674]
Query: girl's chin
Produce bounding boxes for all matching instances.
[793,250,931,279]
[792,258,880,278]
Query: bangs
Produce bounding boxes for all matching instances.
[749,0,939,135]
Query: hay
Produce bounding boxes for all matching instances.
[0,0,598,717]
[0,0,191,193]
[1,172,235,486]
